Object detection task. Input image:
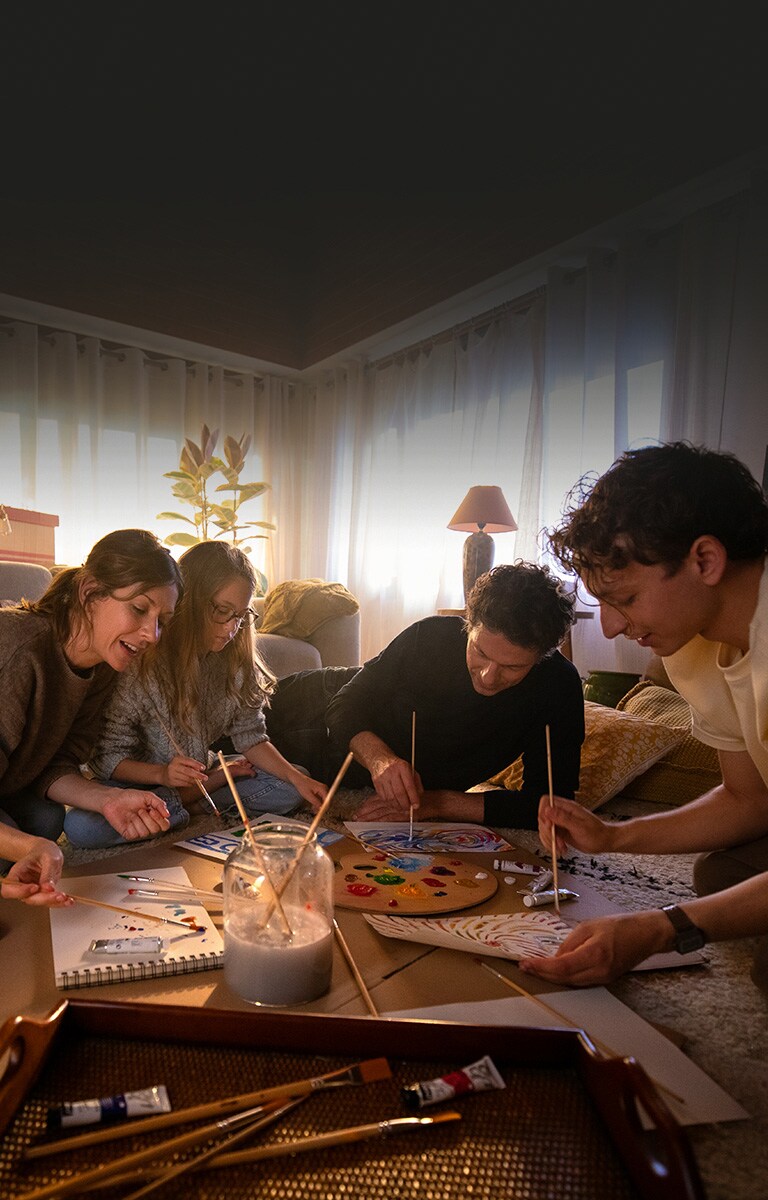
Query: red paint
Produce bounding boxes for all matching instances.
[346,883,377,897]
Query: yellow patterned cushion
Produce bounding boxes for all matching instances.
[615,681,721,804]
[575,701,686,809]
[483,698,686,810]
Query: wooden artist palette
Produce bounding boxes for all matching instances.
[333,850,498,914]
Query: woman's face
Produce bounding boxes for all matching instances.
[70,583,179,670]
[204,576,254,654]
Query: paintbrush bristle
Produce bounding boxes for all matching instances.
[356,1057,392,1083]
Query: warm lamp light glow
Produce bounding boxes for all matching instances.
[447,486,517,602]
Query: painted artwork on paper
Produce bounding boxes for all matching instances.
[364,910,570,961]
[344,821,513,856]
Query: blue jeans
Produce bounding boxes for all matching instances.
[1,789,67,872]
[63,770,302,849]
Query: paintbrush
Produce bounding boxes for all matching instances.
[193,1110,462,1170]
[62,893,195,930]
[216,752,294,938]
[409,708,416,843]
[154,710,219,816]
[127,887,223,907]
[544,724,560,915]
[14,1100,291,1200]
[107,1098,307,1200]
[333,917,379,1017]
[25,1057,392,1159]
[256,750,353,930]
[474,958,685,1107]
[77,1107,461,1195]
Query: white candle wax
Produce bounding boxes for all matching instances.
[224,908,333,1006]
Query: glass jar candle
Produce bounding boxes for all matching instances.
[223,821,334,1007]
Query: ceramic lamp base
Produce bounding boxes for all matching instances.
[463,530,494,602]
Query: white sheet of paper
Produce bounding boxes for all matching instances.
[385,988,748,1127]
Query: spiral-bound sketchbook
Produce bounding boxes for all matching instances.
[48,867,224,990]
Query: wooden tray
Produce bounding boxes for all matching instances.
[0,999,705,1200]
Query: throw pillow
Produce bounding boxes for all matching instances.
[576,702,686,810]
[615,680,721,805]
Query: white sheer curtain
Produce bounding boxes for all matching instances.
[545,175,768,675]
[0,326,279,574]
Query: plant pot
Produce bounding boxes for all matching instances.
[583,670,642,708]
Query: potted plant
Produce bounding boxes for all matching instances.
[157,424,274,595]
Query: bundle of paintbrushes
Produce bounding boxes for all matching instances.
[13,1057,462,1200]
[117,874,223,908]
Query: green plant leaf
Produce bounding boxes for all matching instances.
[164,532,201,547]
[183,439,203,468]
[222,482,270,500]
[202,426,219,460]
[240,520,277,530]
[170,481,198,501]
[156,511,196,524]
[163,469,196,481]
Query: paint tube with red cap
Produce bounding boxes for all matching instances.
[401,1055,505,1110]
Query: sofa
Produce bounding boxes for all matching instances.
[253,580,361,679]
[0,560,53,605]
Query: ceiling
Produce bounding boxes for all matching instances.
[1,8,766,370]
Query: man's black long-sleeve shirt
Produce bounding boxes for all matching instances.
[326,616,584,829]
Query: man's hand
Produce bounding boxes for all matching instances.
[519,910,674,985]
[1,837,73,907]
[102,791,171,840]
[538,794,619,858]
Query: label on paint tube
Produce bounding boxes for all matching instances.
[89,937,164,954]
[401,1055,505,1110]
[47,1085,172,1130]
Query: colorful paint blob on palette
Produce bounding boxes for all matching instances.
[333,853,498,915]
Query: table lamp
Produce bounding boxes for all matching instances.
[448,486,517,602]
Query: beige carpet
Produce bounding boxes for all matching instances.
[63,791,768,1200]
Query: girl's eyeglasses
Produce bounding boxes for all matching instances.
[209,602,255,630]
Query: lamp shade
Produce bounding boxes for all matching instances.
[447,486,517,533]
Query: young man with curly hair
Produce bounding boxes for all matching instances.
[519,441,768,994]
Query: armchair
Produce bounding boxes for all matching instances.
[0,560,53,605]
[252,583,361,679]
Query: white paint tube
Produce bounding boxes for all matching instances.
[522,888,578,907]
[401,1055,505,1110]
[46,1085,171,1130]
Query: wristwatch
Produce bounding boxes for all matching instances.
[661,904,707,954]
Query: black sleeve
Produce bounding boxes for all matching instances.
[326,624,417,750]
[483,662,585,830]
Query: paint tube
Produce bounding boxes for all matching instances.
[522,888,578,907]
[89,937,164,954]
[46,1085,172,1130]
[401,1055,505,1111]
[493,859,539,874]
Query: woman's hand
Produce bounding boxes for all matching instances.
[205,758,256,794]
[102,790,171,840]
[1,837,73,907]
[162,755,209,789]
[294,775,328,812]
[538,794,618,858]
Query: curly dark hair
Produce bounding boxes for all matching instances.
[548,442,768,579]
[465,561,575,658]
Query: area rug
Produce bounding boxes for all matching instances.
[63,790,768,1200]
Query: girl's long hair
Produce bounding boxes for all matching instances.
[24,529,182,642]
[147,540,275,733]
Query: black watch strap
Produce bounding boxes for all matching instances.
[661,904,707,954]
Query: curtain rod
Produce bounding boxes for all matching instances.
[367,286,544,371]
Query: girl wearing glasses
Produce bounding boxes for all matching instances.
[82,540,327,846]
[1,529,182,903]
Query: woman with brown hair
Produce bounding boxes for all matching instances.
[0,528,182,904]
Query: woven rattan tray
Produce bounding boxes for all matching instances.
[0,999,705,1200]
